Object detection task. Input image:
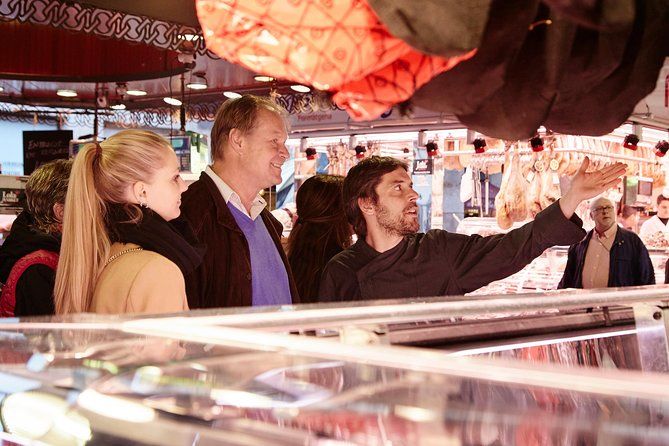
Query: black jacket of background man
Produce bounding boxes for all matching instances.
[319,200,586,301]
[0,211,59,316]
[558,226,655,289]
[180,172,299,309]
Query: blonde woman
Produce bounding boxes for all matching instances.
[54,130,204,314]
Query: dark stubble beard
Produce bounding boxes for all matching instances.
[374,203,419,237]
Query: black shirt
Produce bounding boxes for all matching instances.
[319,201,585,301]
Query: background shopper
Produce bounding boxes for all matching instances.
[558,197,654,289]
[0,159,72,317]
[639,194,669,240]
[287,175,352,303]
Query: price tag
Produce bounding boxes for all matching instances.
[526,171,535,183]
[552,173,560,185]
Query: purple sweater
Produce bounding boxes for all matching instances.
[227,203,291,306]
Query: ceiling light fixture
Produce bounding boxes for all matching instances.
[126,89,147,96]
[56,89,77,98]
[110,103,126,110]
[0,86,4,92]
[290,84,311,93]
[163,97,182,106]
[178,33,200,41]
[223,91,242,99]
[254,75,274,82]
[186,72,208,90]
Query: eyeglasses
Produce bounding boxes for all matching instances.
[592,205,614,213]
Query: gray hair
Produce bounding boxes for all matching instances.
[589,196,615,212]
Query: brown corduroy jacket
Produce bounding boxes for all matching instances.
[180,172,299,309]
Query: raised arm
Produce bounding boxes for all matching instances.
[559,157,627,219]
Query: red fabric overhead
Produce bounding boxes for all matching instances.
[332,52,473,120]
[0,20,184,82]
[196,0,475,120]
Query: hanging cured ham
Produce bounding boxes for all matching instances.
[495,151,512,229]
[505,150,529,222]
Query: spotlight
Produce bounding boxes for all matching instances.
[426,141,439,157]
[254,75,274,82]
[623,134,639,150]
[530,136,544,152]
[223,91,242,99]
[57,89,77,98]
[126,89,147,96]
[290,84,311,93]
[473,138,486,154]
[186,72,208,90]
[305,147,317,160]
[163,97,182,106]
[655,140,669,157]
[178,33,200,41]
[0,86,4,92]
[354,145,367,159]
[110,103,126,110]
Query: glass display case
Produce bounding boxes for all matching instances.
[1,286,669,444]
[457,217,669,291]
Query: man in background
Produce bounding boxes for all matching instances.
[559,196,654,289]
[639,194,669,240]
[0,159,72,316]
[180,95,299,308]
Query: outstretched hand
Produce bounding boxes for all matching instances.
[560,157,627,219]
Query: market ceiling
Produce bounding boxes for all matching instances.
[0,0,668,140]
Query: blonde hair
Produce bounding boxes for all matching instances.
[54,130,173,314]
[210,94,288,161]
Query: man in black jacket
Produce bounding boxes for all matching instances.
[319,156,627,301]
[0,159,72,316]
[558,197,654,289]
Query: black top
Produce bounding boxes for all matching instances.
[0,211,60,316]
[319,201,585,301]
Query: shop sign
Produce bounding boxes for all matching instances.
[412,159,434,175]
[0,188,23,212]
[22,130,73,176]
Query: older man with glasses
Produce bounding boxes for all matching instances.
[558,196,654,289]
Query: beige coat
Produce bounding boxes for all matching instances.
[90,242,189,314]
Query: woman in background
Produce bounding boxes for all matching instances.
[287,175,353,303]
[54,130,203,315]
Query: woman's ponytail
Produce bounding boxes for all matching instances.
[54,144,110,314]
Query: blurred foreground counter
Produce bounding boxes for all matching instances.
[2,286,669,445]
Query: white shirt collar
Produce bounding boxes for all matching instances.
[204,166,266,220]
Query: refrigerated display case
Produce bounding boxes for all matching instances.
[2,286,669,444]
